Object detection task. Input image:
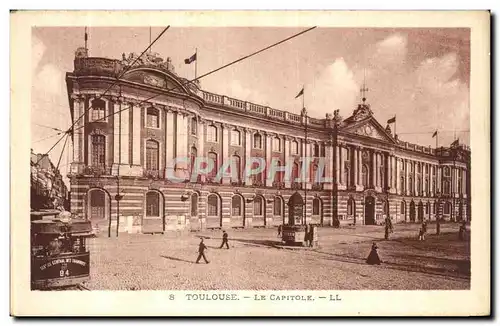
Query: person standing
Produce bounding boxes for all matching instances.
[366,242,382,265]
[436,216,441,235]
[459,221,466,241]
[219,230,230,249]
[277,224,282,238]
[308,224,314,247]
[196,238,210,264]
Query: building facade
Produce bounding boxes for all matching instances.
[31,149,69,210]
[66,48,471,233]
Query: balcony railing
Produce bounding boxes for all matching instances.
[311,183,323,191]
[272,181,285,189]
[143,169,163,180]
[291,182,303,190]
[82,165,112,176]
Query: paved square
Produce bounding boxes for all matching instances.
[85,222,470,290]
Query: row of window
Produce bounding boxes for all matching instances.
[91,136,462,194]
[146,191,323,218]
[343,198,457,216]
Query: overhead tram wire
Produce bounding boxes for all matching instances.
[33,132,63,144]
[33,123,65,133]
[72,26,318,131]
[38,26,171,163]
[56,133,69,171]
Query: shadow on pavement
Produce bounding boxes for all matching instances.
[231,238,283,248]
[160,255,195,264]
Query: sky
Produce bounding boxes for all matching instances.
[31,27,470,187]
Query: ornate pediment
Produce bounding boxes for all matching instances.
[352,122,387,141]
[121,52,176,74]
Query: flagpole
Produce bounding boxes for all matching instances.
[195,48,198,80]
[435,131,438,149]
[302,84,305,110]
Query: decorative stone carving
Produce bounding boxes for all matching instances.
[352,103,373,121]
[121,52,177,74]
[143,74,166,88]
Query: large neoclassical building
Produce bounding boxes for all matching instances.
[66,48,471,233]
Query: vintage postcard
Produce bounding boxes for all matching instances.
[10,10,490,316]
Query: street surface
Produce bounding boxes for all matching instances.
[85,222,470,290]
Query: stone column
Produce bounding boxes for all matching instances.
[244,128,252,186]
[131,101,141,166]
[339,144,345,190]
[353,146,358,186]
[222,124,231,185]
[304,140,312,190]
[371,151,376,188]
[405,160,408,195]
[265,132,273,187]
[284,136,291,188]
[430,164,434,195]
[112,99,120,172]
[196,119,205,182]
[165,108,176,179]
[176,111,189,180]
[395,158,401,194]
[357,148,363,190]
[70,94,85,174]
[414,162,418,195]
[324,141,333,190]
[120,100,130,167]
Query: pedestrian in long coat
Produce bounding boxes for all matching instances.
[196,238,210,264]
[277,225,282,237]
[308,224,314,247]
[459,221,466,241]
[219,230,230,249]
[366,242,382,265]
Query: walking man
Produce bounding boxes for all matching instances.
[196,238,209,264]
[219,230,230,249]
[277,224,282,237]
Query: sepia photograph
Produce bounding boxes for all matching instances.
[10,10,490,316]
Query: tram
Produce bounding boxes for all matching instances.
[31,210,93,290]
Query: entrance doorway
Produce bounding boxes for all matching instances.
[410,201,416,222]
[364,196,375,225]
[288,192,304,226]
[417,202,424,222]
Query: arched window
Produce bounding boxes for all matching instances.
[425,202,430,214]
[207,125,218,142]
[400,201,406,214]
[207,152,218,179]
[347,198,355,216]
[231,195,243,216]
[312,198,321,216]
[190,146,197,173]
[362,164,368,187]
[253,196,264,216]
[274,160,284,183]
[380,166,385,189]
[443,180,450,194]
[417,177,421,195]
[458,180,462,194]
[273,137,281,152]
[311,164,319,185]
[146,107,160,128]
[433,202,437,214]
[190,117,197,135]
[91,134,106,167]
[444,166,450,177]
[91,99,106,122]
[444,202,452,214]
[313,143,320,157]
[253,133,262,149]
[400,176,405,194]
[190,192,198,217]
[344,166,350,188]
[146,191,161,217]
[231,155,241,182]
[273,197,283,216]
[292,162,300,183]
[291,140,299,155]
[425,179,429,193]
[89,189,106,219]
[231,129,241,146]
[207,194,219,216]
[146,140,159,171]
